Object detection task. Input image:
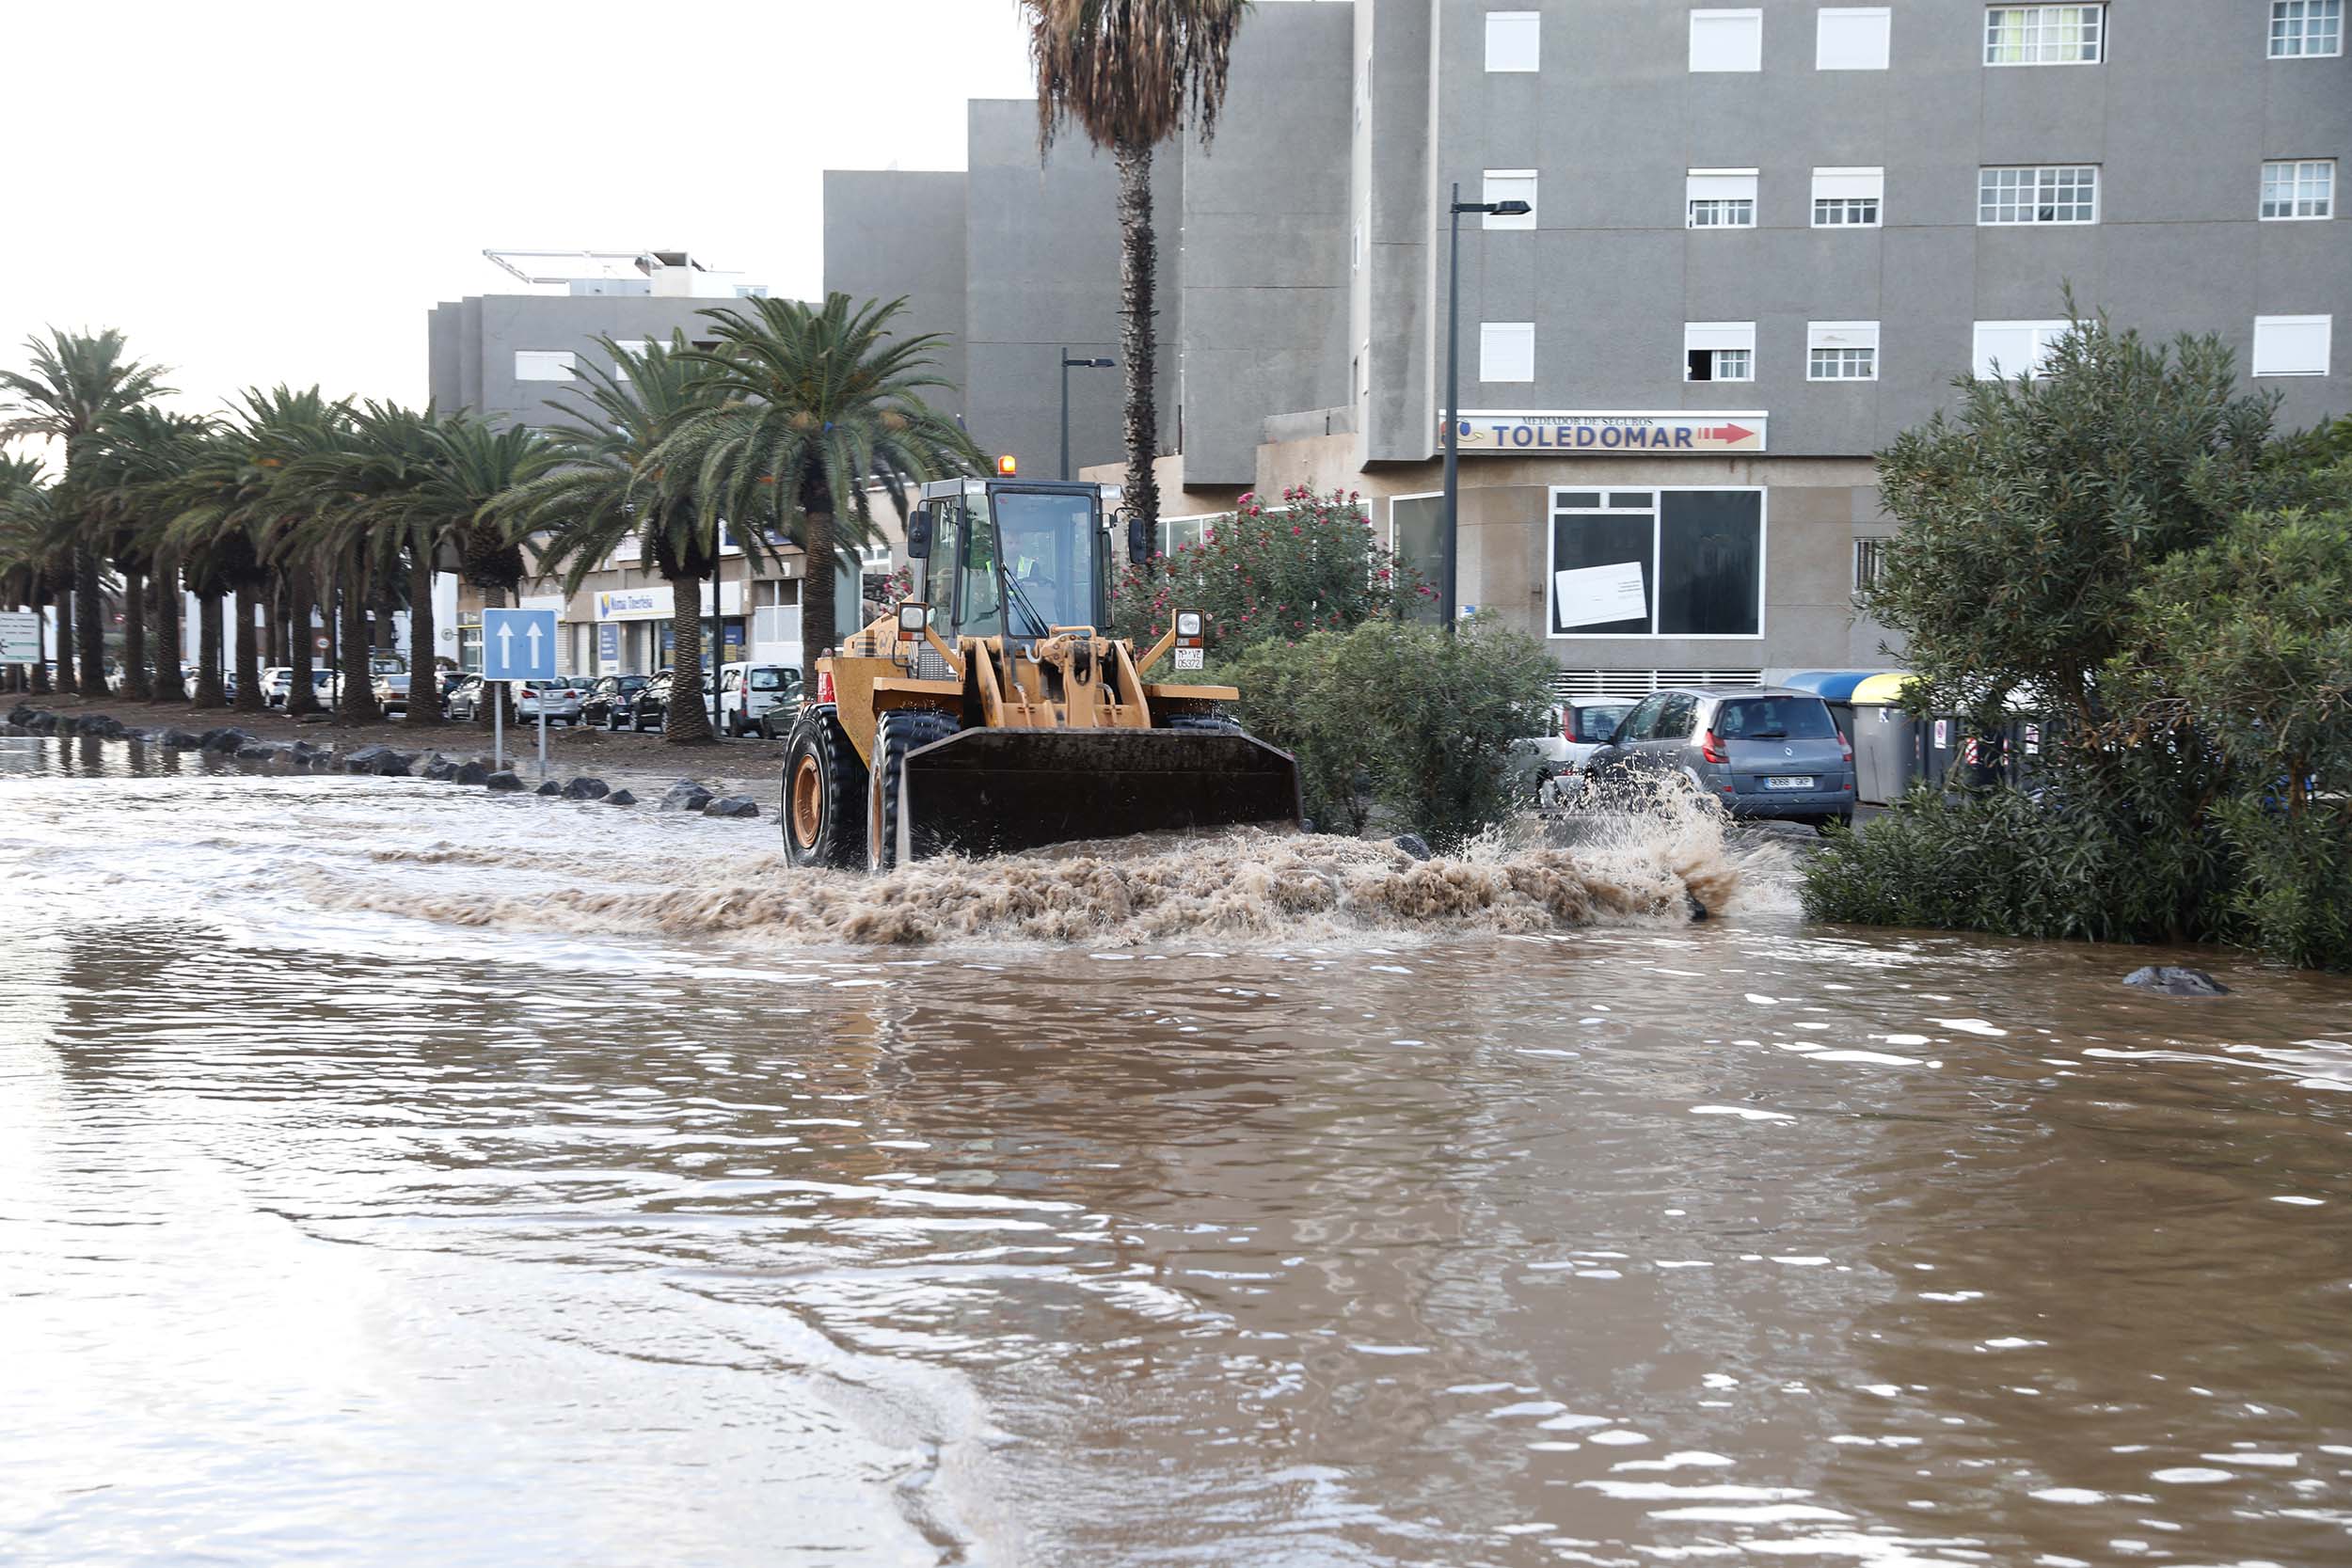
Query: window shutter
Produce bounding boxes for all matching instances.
[1810,167,1883,201]
[1816,7,1892,69]
[2252,315,2332,376]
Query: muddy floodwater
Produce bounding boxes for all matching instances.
[5,733,2350,1567]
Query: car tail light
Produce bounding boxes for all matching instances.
[1699,729,1728,765]
[1838,732,1855,766]
[816,669,835,705]
[1561,708,1576,742]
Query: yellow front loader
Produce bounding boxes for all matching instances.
[779,477,1301,871]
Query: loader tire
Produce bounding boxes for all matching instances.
[868,709,961,872]
[782,705,867,869]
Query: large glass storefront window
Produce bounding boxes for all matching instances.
[1547,488,1762,639]
[1388,493,1446,624]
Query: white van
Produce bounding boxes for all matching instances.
[715,661,803,738]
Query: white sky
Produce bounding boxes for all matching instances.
[2,0,1037,436]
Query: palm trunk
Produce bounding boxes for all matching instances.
[404,549,442,727]
[337,550,381,723]
[664,569,715,743]
[1115,138,1162,535]
[802,507,835,690]
[151,562,186,704]
[122,568,150,701]
[194,591,227,708]
[75,547,106,694]
[286,568,319,716]
[30,582,53,694]
[53,576,77,694]
[262,583,281,670]
[232,589,262,712]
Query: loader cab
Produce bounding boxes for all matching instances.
[913,478,1120,648]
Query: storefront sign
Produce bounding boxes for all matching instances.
[595,586,674,621]
[1451,410,1767,454]
[596,623,621,671]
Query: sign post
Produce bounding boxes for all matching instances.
[481,608,559,778]
[0,610,41,669]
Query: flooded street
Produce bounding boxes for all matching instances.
[5,733,2350,1567]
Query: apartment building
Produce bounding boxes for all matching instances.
[827,1,2349,692]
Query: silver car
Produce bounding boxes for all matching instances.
[1586,686,1855,829]
[515,680,588,725]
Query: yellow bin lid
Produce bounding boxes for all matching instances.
[1850,672,1915,705]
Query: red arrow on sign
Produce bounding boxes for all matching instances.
[1698,422,1756,443]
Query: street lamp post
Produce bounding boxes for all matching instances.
[1441,183,1531,634]
[1060,348,1117,482]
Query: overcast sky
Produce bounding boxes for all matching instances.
[2,0,1038,438]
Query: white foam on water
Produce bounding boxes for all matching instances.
[1645,1504,1850,1524]
[1934,1018,2009,1037]
[2270,1196,2326,1206]
[2030,1488,2106,1505]
[2201,1451,2298,1467]
[1691,1105,1796,1123]
[1536,1413,1612,1432]
[1589,1429,1651,1446]
[1613,1452,1734,1471]
[1809,1050,1924,1067]
[1580,1481,1812,1501]
[1487,1401,1567,1418]
[2149,1467,2234,1485]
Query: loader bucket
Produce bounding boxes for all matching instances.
[895,726,1302,863]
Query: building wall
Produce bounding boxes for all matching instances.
[1175,0,1357,485]
[425,293,761,429]
[822,169,970,425]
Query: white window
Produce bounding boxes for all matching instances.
[1817,7,1891,69]
[2261,159,2335,219]
[1812,166,1883,227]
[1972,319,2071,379]
[1480,322,1535,383]
[2252,315,2332,376]
[1690,8,1763,71]
[1483,169,1537,229]
[1808,321,1881,380]
[1486,10,1540,71]
[514,350,576,382]
[1685,322,1756,383]
[1984,5,2104,65]
[2270,1,2343,56]
[1979,165,2099,224]
[1687,168,1758,229]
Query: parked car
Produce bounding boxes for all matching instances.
[584,674,653,729]
[1585,686,1856,830]
[516,679,588,726]
[617,669,713,733]
[1522,698,1637,801]
[261,667,294,707]
[716,661,803,738]
[373,673,412,716]
[443,674,489,721]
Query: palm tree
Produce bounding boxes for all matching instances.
[89,406,212,703]
[658,297,979,692]
[0,328,173,692]
[499,335,738,743]
[1025,0,1248,533]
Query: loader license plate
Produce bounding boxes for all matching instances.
[1764,775,1814,790]
[1174,647,1203,671]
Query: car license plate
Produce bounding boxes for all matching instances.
[1764,775,1814,790]
[1174,647,1204,671]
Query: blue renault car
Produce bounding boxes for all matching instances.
[1585,685,1855,830]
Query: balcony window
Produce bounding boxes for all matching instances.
[1984,5,2103,65]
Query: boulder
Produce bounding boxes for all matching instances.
[535,780,563,796]
[2123,965,2230,997]
[702,795,759,818]
[660,780,713,813]
[453,760,490,786]
[421,756,458,782]
[234,742,276,761]
[6,705,32,727]
[199,727,246,753]
[341,744,390,773]
[605,789,637,806]
[561,776,610,800]
[294,711,331,724]
[1391,832,1432,862]
[162,728,205,750]
[484,770,525,792]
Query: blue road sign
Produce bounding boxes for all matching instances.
[482,608,558,681]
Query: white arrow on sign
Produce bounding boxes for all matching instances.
[496,620,515,668]
[525,620,543,665]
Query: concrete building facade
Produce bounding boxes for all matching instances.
[826,0,2350,693]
